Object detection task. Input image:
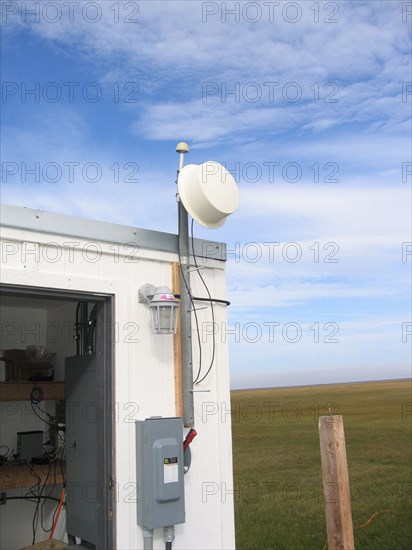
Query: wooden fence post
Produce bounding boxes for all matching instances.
[319,415,355,550]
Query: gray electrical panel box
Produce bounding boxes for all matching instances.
[136,417,185,530]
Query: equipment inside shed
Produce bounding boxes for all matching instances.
[0,289,113,550]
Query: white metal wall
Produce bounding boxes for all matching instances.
[0,223,235,550]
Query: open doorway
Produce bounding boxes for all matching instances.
[0,284,115,550]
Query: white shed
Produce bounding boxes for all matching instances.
[0,204,235,550]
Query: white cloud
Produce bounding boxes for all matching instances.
[237,184,410,236]
[4,1,409,146]
[221,181,411,309]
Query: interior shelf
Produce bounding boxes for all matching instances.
[0,460,65,491]
[0,382,65,402]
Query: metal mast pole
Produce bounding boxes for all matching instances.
[176,142,194,427]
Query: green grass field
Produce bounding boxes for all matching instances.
[231,379,412,549]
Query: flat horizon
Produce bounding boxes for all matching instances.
[231,377,411,392]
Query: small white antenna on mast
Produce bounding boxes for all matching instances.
[176,141,189,172]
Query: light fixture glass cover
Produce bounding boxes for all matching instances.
[150,301,179,334]
[139,284,179,334]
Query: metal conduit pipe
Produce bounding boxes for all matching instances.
[143,529,154,550]
[176,142,195,427]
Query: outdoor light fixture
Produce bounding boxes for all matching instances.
[138,284,179,334]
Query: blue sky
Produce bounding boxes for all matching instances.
[1,0,411,388]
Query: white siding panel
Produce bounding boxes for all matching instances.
[0,221,235,550]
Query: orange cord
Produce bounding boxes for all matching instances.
[358,509,391,529]
[49,487,65,540]
[322,510,391,549]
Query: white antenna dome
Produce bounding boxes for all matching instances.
[178,161,240,229]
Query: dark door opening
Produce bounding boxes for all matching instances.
[0,284,115,549]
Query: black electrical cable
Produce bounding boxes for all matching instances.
[191,219,217,385]
[6,496,60,503]
[176,170,203,381]
[174,294,230,306]
[28,382,58,518]
[30,386,43,404]
[41,448,59,532]
[75,301,97,354]
[88,303,97,354]
[30,389,56,429]
[29,401,55,428]
[16,392,64,544]
[41,490,61,533]
[178,243,203,383]
[39,462,51,535]
[23,470,39,506]
[26,464,41,544]
[40,432,67,533]
[34,460,51,543]
[75,302,81,355]
[21,389,59,544]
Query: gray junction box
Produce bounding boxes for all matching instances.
[136,417,185,530]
